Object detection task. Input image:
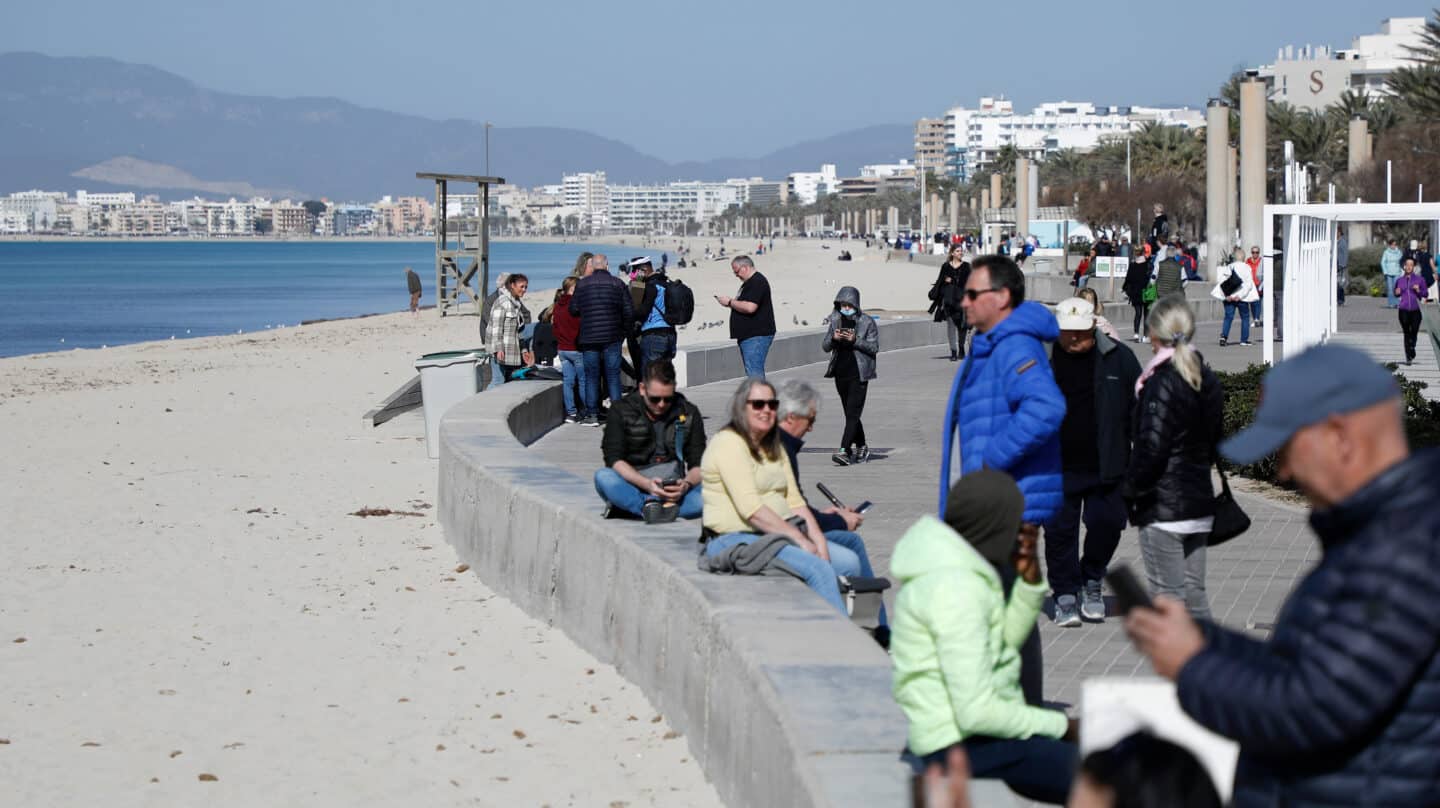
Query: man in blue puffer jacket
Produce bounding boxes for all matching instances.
[939,254,1065,707]
[1127,344,1440,806]
[938,254,1065,525]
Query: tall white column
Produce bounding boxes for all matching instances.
[1239,79,1267,257]
[1015,158,1031,239]
[1205,99,1231,274]
[1348,116,1374,248]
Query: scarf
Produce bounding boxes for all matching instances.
[1135,347,1175,397]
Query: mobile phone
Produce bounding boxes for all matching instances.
[660,477,680,487]
[856,501,873,514]
[815,482,845,509]
[1105,565,1153,615]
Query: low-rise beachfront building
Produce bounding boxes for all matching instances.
[0,211,30,234]
[727,178,785,208]
[110,200,168,236]
[1,190,61,232]
[269,200,315,236]
[331,205,377,236]
[607,181,740,234]
[1251,17,1426,111]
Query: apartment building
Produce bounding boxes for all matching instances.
[562,171,609,232]
[607,182,740,233]
[1252,17,1427,111]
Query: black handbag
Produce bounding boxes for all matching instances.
[1207,461,1251,546]
[1220,268,1244,297]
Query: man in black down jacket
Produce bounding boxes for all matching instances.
[1126,344,1440,806]
[569,254,633,425]
[593,358,705,524]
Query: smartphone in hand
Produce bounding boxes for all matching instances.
[1105,565,1153,615]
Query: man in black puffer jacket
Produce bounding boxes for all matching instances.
[593,358,706,524]
[569,254,633,425]
[1126,344,1440,806]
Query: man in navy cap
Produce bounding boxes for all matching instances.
[1125,344,1440,806]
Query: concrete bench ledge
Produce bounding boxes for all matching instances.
[438,320,1020,807]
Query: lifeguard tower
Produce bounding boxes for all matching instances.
[416,172,506,317]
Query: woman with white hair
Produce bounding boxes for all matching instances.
[1122,298,1225,618]
[700,377,863,614]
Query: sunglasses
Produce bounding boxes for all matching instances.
[747,399,780,411]
[963,288,1000,301]
[645,395,675,405]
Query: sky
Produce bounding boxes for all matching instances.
[3,1,1432,162]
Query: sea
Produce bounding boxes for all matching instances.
[0,240,642,359]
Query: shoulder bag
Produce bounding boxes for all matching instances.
[1207,461,1251,546]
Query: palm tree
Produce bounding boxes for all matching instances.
[1389,9,1440,121]
[1130,123,1204,179]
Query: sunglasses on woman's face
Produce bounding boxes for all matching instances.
[747,399,780,411]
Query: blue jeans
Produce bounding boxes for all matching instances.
[824,528,887,626]
[1221,301,1250,343]
[639,330,677,374]
[581,341,624,413]
[737,334,773,379]
[593,468,702,519]
[1386,274,1400,307]
[704,530,862,614]
[485,355,506,390]
[1249,295,1263,323]
[558,349,587,417]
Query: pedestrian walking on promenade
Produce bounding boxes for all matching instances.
[929,245,970,361]
[822,286,878,466]
[939,253,1065,705]
[485,273,531,383]
[1123,298,1223,620]
[1122,252,1153,343]
[404,266,422,314]
[1047,298,1141,626]
[1152,246,1186,301]
[1381,238,1403,308]
[1214,247,1259,347]
[715,255,775,379]
[570,254,632,425]
[1245,246,1264,325]
[1334,229,1348,306]
[1395,258,1429,365]
[1126,343,1440,807]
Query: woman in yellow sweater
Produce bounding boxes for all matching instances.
[700,378,862,613]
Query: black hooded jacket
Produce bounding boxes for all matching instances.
[1122,358,1223,525]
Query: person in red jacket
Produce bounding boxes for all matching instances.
[551,276,590,424]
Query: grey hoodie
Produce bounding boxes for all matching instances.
[822,285,879,380]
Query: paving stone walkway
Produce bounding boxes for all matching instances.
[530,333,1321,710]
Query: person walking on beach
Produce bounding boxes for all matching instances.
[715,256,775,379]
[570,254,633,425]
[929,245,970,362]
[404,266,422,314]
[1381,238,1403,308]
[1123,297,1223,620]
[1125,344,1440,807]
[1047,298,1140,627]
[822,286,878,467]
[1395,257,1429,366]
[939,254,1065,706]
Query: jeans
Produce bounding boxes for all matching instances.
[821,528,886,626]
[485,355,506,390]
[593,468,702,519]
[581,341,624,414]
[1221,301,1250,343]
[639,330,677,374]
[1044,472,1126,598]
[1250,293,1264,323]
[1386,274,1401,307]
[908,736,1077,805]
[1137,524,1212,620]
[944,317,968,357]
[558,349,587,417]
[834,376,869,450]
[1337,272,1347,305]
[737,334,774,379]
[1400,308,1423,361]
[703,530,862,614]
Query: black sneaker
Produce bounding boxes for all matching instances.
[949,351,958,362]
[563,413,579,424]
[582,414,601,428]
[870,625,891,651]
[641,500,678,524]
[832,450,853,467]
[1219,337,1228,346]
[856,446,871,464]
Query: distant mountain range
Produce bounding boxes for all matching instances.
[0,52,914,201]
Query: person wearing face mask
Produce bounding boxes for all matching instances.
[823,286,879,466]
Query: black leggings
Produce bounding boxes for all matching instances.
[1132,302,1150,336]
[834,376,868,450]
[1400,308,1422,361]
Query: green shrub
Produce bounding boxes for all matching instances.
[1347,244,1385,275]
[1214,363,1440,485]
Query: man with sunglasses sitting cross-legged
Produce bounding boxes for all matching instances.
[594,358,707,524]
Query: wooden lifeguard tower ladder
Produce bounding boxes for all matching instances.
[416,172,506,317]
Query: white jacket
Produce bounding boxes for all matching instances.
[1211,262,1259,303]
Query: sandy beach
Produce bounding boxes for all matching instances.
[0,312,721,807]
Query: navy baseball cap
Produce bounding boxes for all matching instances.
[1220,344,1400,464]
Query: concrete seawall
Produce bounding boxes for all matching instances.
[436,320,957,807]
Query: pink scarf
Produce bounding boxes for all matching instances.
[1135,347,1175,397]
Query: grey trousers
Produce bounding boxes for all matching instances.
[1137,525,1212,620]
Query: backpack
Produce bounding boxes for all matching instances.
[663,277,695,325]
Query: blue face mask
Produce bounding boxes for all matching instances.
[838,306,856,317]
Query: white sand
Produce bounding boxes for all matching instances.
[0,314,719,807]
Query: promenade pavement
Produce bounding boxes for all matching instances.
[530,320,1314,712]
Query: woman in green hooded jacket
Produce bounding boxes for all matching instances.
[891,470,1076,804]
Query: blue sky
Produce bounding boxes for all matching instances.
[4,1,1431,161]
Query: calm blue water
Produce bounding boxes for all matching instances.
[0,240,627,358]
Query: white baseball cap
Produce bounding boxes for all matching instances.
[1054,297,1096,331]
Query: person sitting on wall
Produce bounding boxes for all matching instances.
[594,358,706,524]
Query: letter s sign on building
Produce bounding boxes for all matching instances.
[1310,70,1325,94]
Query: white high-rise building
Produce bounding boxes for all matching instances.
[786,164,837,205]
[1253,17,1428,111]
[562,171,609,232]
[607,182,740,234]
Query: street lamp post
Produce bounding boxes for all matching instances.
[484,122,493,176]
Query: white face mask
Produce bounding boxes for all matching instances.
[838,307,856,317]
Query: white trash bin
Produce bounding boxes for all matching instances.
[415,350,481,459]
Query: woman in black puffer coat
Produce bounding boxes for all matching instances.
[1122,297,1224,619]
[928,244,970,361]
